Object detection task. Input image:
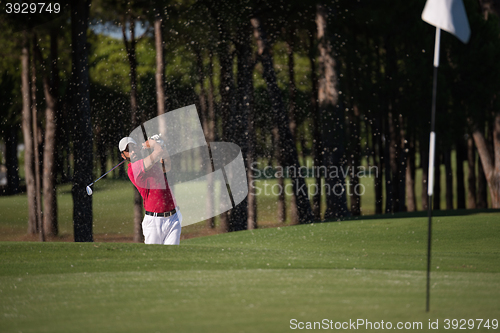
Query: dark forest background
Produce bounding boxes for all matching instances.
[1,0,500,242]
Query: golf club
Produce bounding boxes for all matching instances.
[86,160,126,196]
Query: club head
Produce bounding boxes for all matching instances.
[86,186,93,196]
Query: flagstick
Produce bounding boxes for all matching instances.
[426,27,440,313]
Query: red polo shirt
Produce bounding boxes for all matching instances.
[127,159,176,213]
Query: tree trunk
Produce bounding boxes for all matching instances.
[315,4,349,220]
[456,139,466,209]
[21,35,38,234]
[207,51,216,143]
[58,99,71,183]
[123,17,144,243]
[479,0,500,21]
[246,157,257,229]
[244,53,257,230]
[472,113,500,208]
[406,135,416,212]
[5,128,20,195]
[477,153,488,208]
[56,96,70,183]
[385,35,400,213]
[219,23,238,231]
[195,47,207,139]
[31,34,44,242]
[41,29,59,237]
[213,13,235,232]
[373,118,383,214]
[273,127,287,223]
[208,51,218,228]
[349,105,361,216]
[226,21,252,232]
[97,128,107,179]
[123,19,139,126]
[467,136,477,209]
[252,15,314,224]
[444,147,454,210]
[373,45,385,215]
[398,114,407,212]
[286,26,297,139]
[55,105,64,183]
[433,148,441,210]
[71,0,93,242]
[207,5,248,231]
[384,128,393,213]
[286,25,299,224]
[155,6,167,116]
[420,136,429,211]
[36,121,44,191]
[216,24,235,146]
[219,183,230,229]
[387,111,400,212]
[308,29,322,220]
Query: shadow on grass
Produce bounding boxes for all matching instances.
[323,208,500,223]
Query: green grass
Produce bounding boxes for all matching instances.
[0,180,137,240]
[0,213,499,332]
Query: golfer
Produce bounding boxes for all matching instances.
[119,136,182,245]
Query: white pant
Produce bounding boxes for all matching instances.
[142,209,182,245]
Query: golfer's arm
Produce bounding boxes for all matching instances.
[143,145,164,172]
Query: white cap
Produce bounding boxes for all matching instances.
[119,137,137,152]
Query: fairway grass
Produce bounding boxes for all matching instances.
[0,213,499,332]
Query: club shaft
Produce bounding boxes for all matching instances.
[89,160,125,186]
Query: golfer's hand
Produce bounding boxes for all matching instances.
[142,139,157,149]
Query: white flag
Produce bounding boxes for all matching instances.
[422,0,471,43]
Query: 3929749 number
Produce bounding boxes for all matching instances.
[5,3,60,14]
[444,319,498,330]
